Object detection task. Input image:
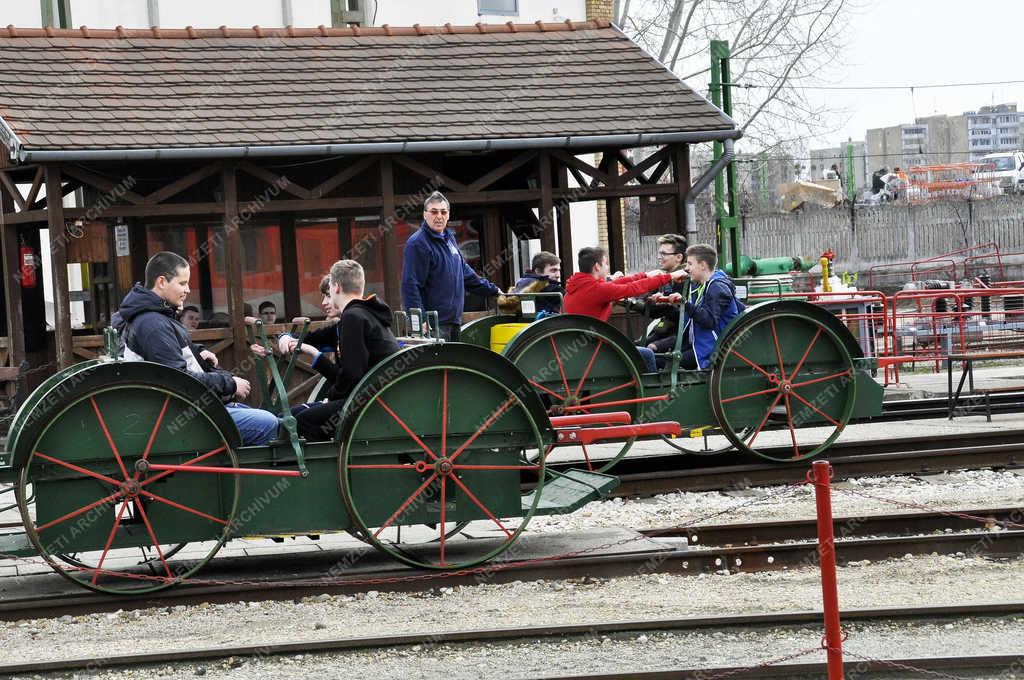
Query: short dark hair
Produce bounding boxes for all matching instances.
[181,305,200,315]
[258,301,276,313]
[656,234,687,254]
[578,246,607,275]
[243,302,254,317]
[319,275,331,296]
[685,243,717,270]
[144,251,189,289]
[531,251,560,272]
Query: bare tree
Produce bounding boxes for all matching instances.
[619,0,856,155]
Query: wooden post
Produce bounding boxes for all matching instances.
[221,164,248,369]
[194,224,214,316]
[45,165,73,369]
[605,196,625,274]
[379,157,400,305]
[538,152,556,253]
[279,215,301,320]
[0,183,25,368]
[556,165,574,276]
[672,143,691,240]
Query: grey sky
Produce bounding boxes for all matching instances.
[809,0,1024,148]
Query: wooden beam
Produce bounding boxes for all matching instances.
[556,165,574,276]
[550,150,614,187]
[46,165,73,369]
[311,156,377,198]
[29,178,81,211]
[195,224,214,316]
[672,143,691,238]
[648,157,671,185]
[279,215,301,320]
[238,161,312,200]
[618,146,671,185]
[25,166,45,206]
[467,151,536,192]
[605,196,625,275]
[379,157,401,305]
[538,152,556,252]
[0,171,26,211]
[143,162,221,205]
[566,164,588,189]
[128,219,147,286]
[393,155,469,192]
[0,185,25,368]
[221,164,248,370]
[61,165,147,205]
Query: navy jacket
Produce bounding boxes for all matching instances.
[513,273,565,314]
[401,222,499,325]
[111,283,237,398]
[681,270,742,368]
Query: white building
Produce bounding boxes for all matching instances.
[966,103,1022,161]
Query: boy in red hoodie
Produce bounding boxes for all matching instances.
[564,246,686,321]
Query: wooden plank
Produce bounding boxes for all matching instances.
[0,183,25,368]
[311,156,377,198]
[280,215,301,320]
[550,150,614,187]
[143,162,222,205]
[46,165,73,369]
[128,219,147,287]
[221,165,248,370]
[672,143,691,237]
[467,151,536,192]
[238,161,312,200]
[29,178,81,211]
[379,157,400,304]
[25,166,45,206]
[61,165,147,205]
[556,165,574,276]
[538,152,556,252]
[393,155,469,193]
[606,196,625,274]
[618,146,671,185]
[194,224,214,315]
[0,171,26,211]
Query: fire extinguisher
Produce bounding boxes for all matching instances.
[19,236,36,288]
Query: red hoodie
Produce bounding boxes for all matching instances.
[564,271,672,321]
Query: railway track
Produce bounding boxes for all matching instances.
[2,506,1019,621]
[0,602,1020,677]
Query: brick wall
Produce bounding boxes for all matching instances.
[585,0,614,21]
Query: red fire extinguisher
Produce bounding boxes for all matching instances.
[19,237,36,288]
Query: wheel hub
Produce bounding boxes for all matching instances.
[121,479,141,497]
[435,458,454,477]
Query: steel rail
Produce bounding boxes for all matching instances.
[0,603,1020,676]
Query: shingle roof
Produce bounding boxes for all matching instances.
[0,21,737,160]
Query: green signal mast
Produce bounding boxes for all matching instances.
[709,40,742,278]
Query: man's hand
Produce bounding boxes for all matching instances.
[200,349,219,367]
[250,343,269,357]
[645,269,663,278]
[666,292,683,303]
[610,271,625,280]
[278,335,299,354]
[669,268,688,280]
[233,377,252,400]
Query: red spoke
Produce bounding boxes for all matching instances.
[439,477,447,566]
[134,395,171,481]
[372,473,439,538]
[91,397,130,481]
[721,386,779,404]
[578,379,638,404]
[729,349,774,379]
[451,464,542,471]
[788,327,822,380]
[744,393,783,450]
[449,475,513,538]
[790,390,842,427]
[377,398,439,462]
[783,394,800,460]
[33,451,122,487]
[580,443,594,471]
[92,500,130,585]
[550,337,572,396]
[140,445,227,488]
[572,340,604,399]
[134,499,173,579]
[791,369,852,390]
[347,464,424,470]
[138,489,229,526]
[37,490,124,532]
[529,379,567,402]
[441,370,448,458]
[448,396,516,463]
[770,319,787,381]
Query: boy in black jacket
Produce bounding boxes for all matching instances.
[293,260,400,441]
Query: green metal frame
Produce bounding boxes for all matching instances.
[710,39,742,279]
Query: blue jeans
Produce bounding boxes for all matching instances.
[636,346,657,373]
[226,403,280,446]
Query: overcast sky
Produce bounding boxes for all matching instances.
[807,0,1024,149]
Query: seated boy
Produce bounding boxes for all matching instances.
[508,251,565,315]
[292,260,400,441]
[111,251,280,446]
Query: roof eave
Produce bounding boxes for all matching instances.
[0,115,21,161]
[17,130,742,163]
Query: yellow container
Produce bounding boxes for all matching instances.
[490,322,530,354]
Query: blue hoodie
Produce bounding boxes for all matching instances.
[111,283,237,398]
[682,269,741,368]
[401,222,499,325]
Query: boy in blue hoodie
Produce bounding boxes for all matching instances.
[677,244,742,369]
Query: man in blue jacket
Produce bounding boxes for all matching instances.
[111,251,280,446]
[401,191,500,340]
[679,243,743,369]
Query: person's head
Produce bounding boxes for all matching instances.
[145,251,190,309]
[319,274,339,318]
[893,167,901,173]
[531,251,561,282]
[328,259,365,312]
[656,234,687,273]
[179,305,201,331]
[243,302,254,318]
[684,244,717,284]
[830,164,839,171]
[258,301,277,324]
[578,246,609,279]
[423,191,450,234]
[208,311,231,328]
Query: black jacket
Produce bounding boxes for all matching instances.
[321,296,400,401]
[111,283,237,398]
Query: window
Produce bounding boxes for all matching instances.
[478,0,518,15]
[971,128,991,136]
[902,126,926,135]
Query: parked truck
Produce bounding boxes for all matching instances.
[976,151,1024,194]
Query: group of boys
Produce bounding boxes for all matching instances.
[113,190,738,447]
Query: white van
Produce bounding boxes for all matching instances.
[977,151,1024,194]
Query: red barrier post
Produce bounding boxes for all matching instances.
[812,460,844,679]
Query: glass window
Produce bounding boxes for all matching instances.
[241,225,283,319]
[296,219,340,317]
[478,0,518,15]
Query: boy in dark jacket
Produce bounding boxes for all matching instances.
[509,250,565,314]
[677,244,742,369]
[294,259,400,441]
[111,251,280,446]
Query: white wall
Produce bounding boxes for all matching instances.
[1,3,44,27]
[71,0,150,28]
[370,0,586,26]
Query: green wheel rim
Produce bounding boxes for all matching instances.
[710,312,856,462]
[340,364,546,570]
[505,327,643,472]
[17,384,239,595]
